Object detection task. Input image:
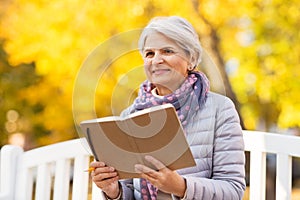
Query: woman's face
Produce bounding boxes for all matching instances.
[143,32,190,95]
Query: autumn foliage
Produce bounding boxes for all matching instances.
[0,0,299,148]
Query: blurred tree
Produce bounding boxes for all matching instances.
[0,0,151,148]
[215,0,300,131]
[0,44,43,148]
[0,0,299,149]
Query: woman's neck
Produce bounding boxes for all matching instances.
[156,86,172,96]
[154,73,188,96]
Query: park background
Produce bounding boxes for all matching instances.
[0,0,299,199]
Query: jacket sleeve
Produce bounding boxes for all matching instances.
[179,96,246,200]
[120,179,135,199]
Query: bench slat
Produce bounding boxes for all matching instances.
[276,153,292,200]
[53,159,71,200]
[35,164,52,200]
[72,155,90,200]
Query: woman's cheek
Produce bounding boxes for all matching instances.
[144,64,152,80]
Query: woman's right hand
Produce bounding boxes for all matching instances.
[90,161,120,199]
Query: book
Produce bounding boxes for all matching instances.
[79,103,196,179]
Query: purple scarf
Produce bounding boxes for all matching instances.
[134,71,209,199]
[133,71,210,127]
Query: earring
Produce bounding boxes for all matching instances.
[188,65,194,71]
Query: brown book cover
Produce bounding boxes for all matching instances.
[79,104,196,179]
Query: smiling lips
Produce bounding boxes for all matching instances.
[152,68,171,75]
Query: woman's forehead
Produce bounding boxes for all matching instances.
[143,33,180,50]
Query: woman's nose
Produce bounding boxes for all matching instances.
[152,52,163,64]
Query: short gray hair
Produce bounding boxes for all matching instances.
[138,16,203,68]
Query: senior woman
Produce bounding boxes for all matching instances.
[90,16,246,200]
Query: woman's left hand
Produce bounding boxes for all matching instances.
[134,155,186,198]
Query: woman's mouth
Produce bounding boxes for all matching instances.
[152,69,170,75]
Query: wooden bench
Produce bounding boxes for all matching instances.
[1,131,300,200]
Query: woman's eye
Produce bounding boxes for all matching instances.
[145,52,154,57]
[163,49,174,54]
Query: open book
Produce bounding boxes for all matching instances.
[79,104,196,179]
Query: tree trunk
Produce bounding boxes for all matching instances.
[191,0,246,129]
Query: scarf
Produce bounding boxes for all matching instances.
[133,71,210,199]
[133,71,210,127]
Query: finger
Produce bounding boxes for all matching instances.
[145,155,166,170]
[135,164,156,174]
[93,171,118,182]
[94,175,119,190]
[90,161,106,168]
[139,173,154,183]
[94,166,116,176]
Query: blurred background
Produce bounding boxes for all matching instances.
[0,0,299,198]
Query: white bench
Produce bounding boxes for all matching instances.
[243,130,300,200]
[1,131,300,200]
[0,139,104,200]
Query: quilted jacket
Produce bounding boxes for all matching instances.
[118,92,246,200]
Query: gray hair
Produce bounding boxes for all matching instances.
[138,16,203,68]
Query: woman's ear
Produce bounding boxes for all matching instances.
[188,56,197,70]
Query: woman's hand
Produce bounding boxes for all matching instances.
[90,161,120,199]
[134,155,186,198]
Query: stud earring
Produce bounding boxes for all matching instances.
[188,65,194,71]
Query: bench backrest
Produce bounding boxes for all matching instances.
[0,138,104,200]
[1,131,300,200]
[243,130,300,200]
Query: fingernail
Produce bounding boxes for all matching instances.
[135,168,142,173]
[134,164,142,173]
[109,167,115,171]
[145,155,152,160]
